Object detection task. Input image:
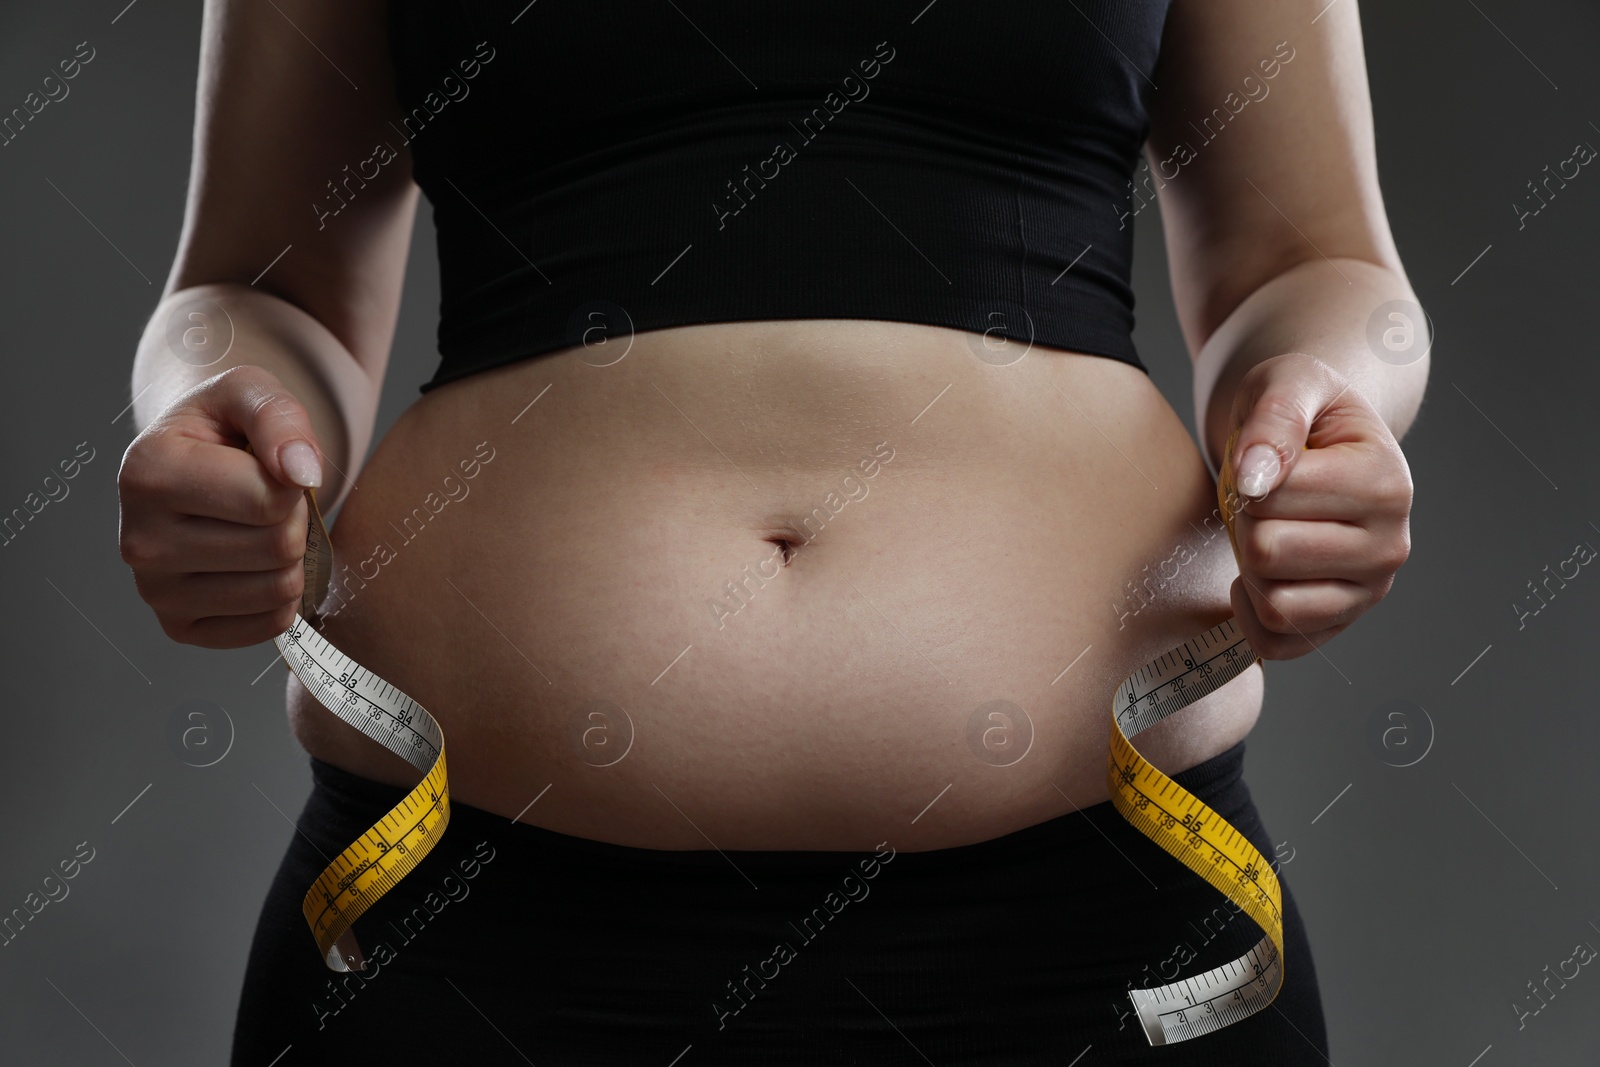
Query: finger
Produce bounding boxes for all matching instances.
[147,564,305,619]
[1229,354,1387,503]
[1233,515,1391,582]
[1238,447,1411,525]
[165,507,309,573]
[173,605,302,650]
[125,436,306,525]
[1229,578,1351,660]
[119,498,306,572]
[179,366,325,490]
[1237,574,1373,635]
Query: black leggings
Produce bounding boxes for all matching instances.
[231,741,1327,1065]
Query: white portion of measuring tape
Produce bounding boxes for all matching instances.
[1131,939,1282,1045]
[274,619,442,779]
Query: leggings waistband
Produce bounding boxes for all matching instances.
[307,739,1250,873]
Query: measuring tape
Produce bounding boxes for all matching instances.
[267,474,450,974]
[1109,426,1284,1045]
[262,429,1285,1043]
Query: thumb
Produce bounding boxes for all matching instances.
[1229,353,1346,501]
[196,366,325,490]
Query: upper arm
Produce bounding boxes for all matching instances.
[167,0,419,379]
[1147,0,1406,355]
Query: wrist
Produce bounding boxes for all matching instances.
[1190,259,1429,469]
[133,283,379,506]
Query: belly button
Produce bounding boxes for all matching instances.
[765,536,797,565]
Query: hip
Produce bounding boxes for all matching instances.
[232,740,1326,1065]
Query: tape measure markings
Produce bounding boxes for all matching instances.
[1110,769,1283,928]
[279,622,442,768]
[1132,942,1282,1043]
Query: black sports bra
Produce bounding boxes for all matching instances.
[386,1,1172,394]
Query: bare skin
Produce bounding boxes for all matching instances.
[283,320,1264,850]
[119,0,1427,851]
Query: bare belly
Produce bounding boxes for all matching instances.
[286,319,1261,851]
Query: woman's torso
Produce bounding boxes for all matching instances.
[286,318,1262,851]
[285,0,1258,850]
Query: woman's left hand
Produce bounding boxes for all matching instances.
[1223,352,1413,659]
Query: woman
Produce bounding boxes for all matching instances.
[118,0,1424,1062]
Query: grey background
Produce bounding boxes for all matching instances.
[2,1,1598,1064]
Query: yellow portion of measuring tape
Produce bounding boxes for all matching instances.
[1107,426,1284,1044]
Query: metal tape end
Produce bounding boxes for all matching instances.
[327,929,366,973]
[1128,989,1168,1047]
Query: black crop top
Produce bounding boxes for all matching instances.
[385,1,1171,394]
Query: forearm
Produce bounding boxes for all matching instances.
[1191,257,1430,472]
[130,283,380,510]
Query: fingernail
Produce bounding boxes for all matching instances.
[280,440,322,488]
[1237,444,1280,499]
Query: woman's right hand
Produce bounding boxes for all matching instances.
[118,365,327,649]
